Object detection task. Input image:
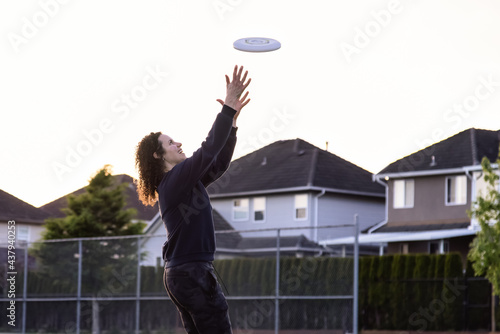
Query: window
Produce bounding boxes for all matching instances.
[17,226,29,246]
[393,179,414,208]
[429,241,449,254]
[233,198,249,220]
[253,197,266,222]
[446,175,467,205]
[400,243,409,254]
[295,194,308,220]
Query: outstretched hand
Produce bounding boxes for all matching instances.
[217,65,251,118]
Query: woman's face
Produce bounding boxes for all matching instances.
[157,134,186,170]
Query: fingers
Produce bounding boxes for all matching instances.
[239,91,250,109]
[216,99,224,106]
[239,91,249,101]
[243,77,251,89]
[237,65,243,79]
[232,65,238,81]
[228,66,251,84]
[240,97,251,109]
[241,70,249,86]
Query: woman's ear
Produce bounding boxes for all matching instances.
[153,152,160,159]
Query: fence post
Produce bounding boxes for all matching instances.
[463,274,468,331]
[275,229,280,334]
[353,214,359,334]
[22,241,28,334]
[76,239,82,334]
[136,236,141,334]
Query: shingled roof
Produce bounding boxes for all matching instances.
[40,174,158,221]
[0,189,49,224]
[378,128,499,175]
[207,138,384,197]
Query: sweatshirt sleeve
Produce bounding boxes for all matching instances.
[159,105,236,205]
[200,126,237,187]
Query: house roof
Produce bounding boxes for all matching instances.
[143,208,243,248]
[0,189,49,224]
[320,228,477,246]
[233,234,319,250]
[207,138,384,197]
[144,209,324,255]
[378,128,499,175]
[375,221,470,233]
[216,234,330,256]
[40,174,158,221]
[213,210,242,248]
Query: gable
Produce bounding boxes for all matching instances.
[379,128,499,175]
[40,174,158,221]
[0,189,48,224]
[208,138,384,197]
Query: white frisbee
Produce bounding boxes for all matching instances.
[233,37,281,53]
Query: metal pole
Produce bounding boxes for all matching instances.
[353,215,359,334]
[274,229,280,334]
[76,239,82,334]
[22,241,28,334]
[135,236,141,334]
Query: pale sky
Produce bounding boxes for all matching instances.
[1,0,500,208]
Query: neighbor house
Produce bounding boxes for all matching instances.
[141,209,330,266]
[322,128,499,262]
[140,138,385,265]
[41,174,158,224]
[206,138,386,244]
[0,189,50,273]
[0,189,49,246]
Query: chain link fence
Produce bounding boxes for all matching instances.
[0,222,360,334]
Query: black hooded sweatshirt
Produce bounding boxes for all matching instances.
[158,105,237,268]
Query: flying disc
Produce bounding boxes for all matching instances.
[233,37,281,52]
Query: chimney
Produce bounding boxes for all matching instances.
[293,139,305,156]
[430,155,437,167]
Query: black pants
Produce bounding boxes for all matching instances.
[164,261,232,334]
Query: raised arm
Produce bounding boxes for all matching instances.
[216,65,251,128]
[160,66,251,204]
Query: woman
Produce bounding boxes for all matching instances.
[135,65,251,333]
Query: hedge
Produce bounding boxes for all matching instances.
[1,253,497,332]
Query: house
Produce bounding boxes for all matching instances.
[0,189,49,246]
[321,128,499,262]
[206,138,386,244]
[141,209,241,266]
[0,189,50,273]
[41,174,158,223]
[141,209,331,266]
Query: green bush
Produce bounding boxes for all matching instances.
[18,253,491,332]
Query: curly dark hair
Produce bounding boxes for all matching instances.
[135,132,165,206]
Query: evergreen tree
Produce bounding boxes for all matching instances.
[33,165,146,333]
[43,165,144,239]
[468,154,500,331]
